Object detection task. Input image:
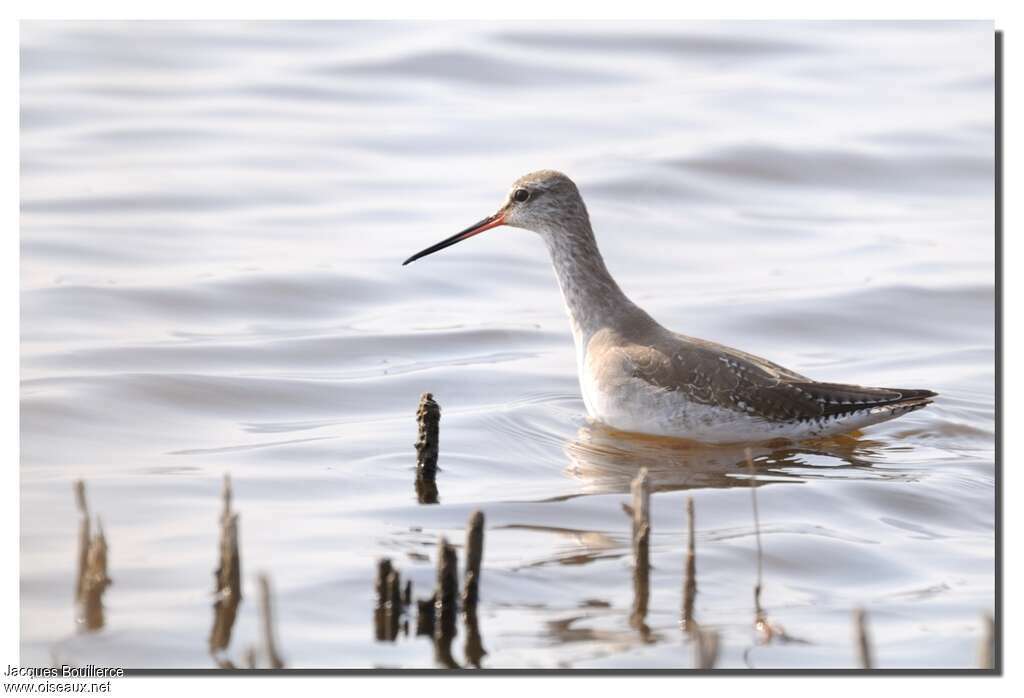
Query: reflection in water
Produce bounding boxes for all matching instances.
[462,511,487,667]
[502,525,622,569]
[415,473,439,505]
[376,514,490,668]
[373,559,407,643]
[529,426,888,665]
[433,538,460,668]
[463,607,486,668]
[565,422,894,496]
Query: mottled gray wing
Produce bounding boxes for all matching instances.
[621,336,935,423]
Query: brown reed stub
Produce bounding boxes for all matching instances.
[627,468,651,633]
[79,517,111,631]
[73,481,110,632]
[854,607,873,669]
[979,612,995,670]
[694,626,720,669]
[433,537,460,668]
[258,574,285,669]
[415,393,441,504]
[415,392,441,476]
[210,474,242,657]
[73,480,89,602]
[682,496,697,631]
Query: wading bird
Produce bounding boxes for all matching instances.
[403,170,935,444]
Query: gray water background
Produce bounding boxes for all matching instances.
[20,21,995,669]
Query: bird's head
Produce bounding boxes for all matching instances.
[402,170,591,266]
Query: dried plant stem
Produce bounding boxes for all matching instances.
[73,481,110,632]
[258,574,285,669]
[210,474,242,656]
[628,468,651,632]
[682,496,697,631]
[73,481,89,602]
[694,626,720,669]
[745,450,765,623]
[854,608,873,669]
[80,517,111,631]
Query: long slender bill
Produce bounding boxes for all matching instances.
[402,212,506,266]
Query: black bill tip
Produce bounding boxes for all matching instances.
[401,212,506,267]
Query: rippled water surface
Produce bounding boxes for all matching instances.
[20,21,995,669]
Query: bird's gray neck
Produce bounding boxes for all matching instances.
[541,224,651,346]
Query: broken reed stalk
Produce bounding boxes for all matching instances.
[462,510,487,668]
[682,496,697,631]
[979,612,995,670]
[74,481,89,602]
[433,537,460,668]
[745,449,772,642]
[415,393,441,477]
[80,517,111,631]
[628,468,651,631]
[258,574,285,669]
[415,393,441,504]
[73,481,110,631]
[210,474,242,657]
[854,607,873,669]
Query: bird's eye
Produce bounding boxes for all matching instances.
[512,188,531,203]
